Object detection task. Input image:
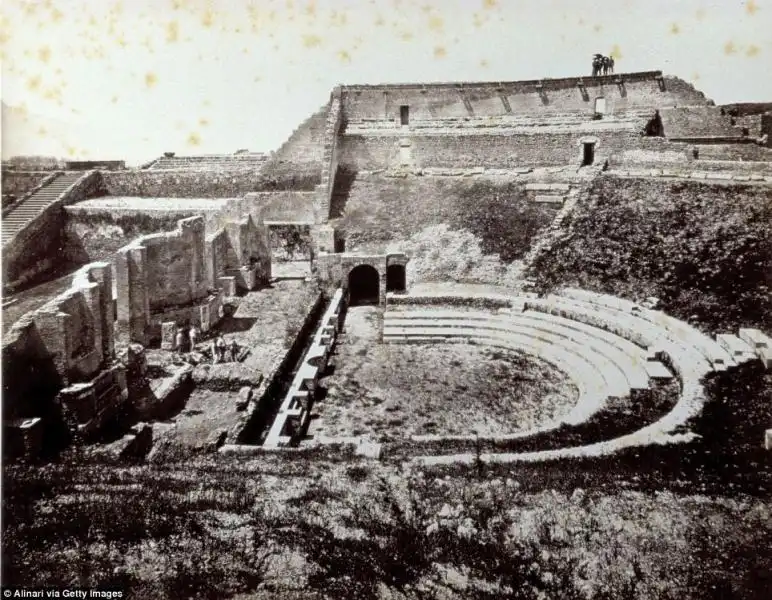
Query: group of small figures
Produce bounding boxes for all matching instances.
[591,54,615,76]
[174,325,241,364]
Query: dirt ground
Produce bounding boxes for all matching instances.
[308,306,578,441]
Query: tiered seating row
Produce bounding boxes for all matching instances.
[383,286,751,466]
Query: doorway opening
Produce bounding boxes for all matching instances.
[348,265,380,305]
[582,142,596,166]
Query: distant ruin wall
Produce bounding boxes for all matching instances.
[101,169,319,199]
[339,130,638,169]
[340,73,710,121]
[3,171,106,290]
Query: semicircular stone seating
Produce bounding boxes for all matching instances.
[382,286,757,465]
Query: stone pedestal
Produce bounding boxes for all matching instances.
[161,322,177,350]
[218,276,237,296]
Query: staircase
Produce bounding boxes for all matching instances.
[1,172,83,245]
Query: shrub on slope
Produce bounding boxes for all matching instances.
[338,174,555,261]
[529,177,772,331]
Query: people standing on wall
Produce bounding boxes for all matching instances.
[602,56,610,75]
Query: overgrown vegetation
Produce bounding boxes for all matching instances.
[529,177,772,332]
[3,455,770,599]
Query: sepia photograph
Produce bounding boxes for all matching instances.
[1,0,770,597]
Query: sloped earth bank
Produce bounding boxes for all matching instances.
[529,176,772,332]
[308,307,578,441]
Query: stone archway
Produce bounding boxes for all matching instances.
[386,264,406,293]
[348,264,380,306]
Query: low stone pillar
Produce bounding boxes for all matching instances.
[160,322,177,351]
[218,276,237,296]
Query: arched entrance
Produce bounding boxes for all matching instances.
[348,265,380,305]
[386,264,406,293]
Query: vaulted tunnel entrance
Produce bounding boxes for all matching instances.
[386,264,406,294]
[348,265,380,306]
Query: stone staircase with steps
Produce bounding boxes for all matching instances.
[1,172,83,246]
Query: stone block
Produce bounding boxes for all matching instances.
[766,429,772,451]
[533,195,565,204]
[161,321,177,350]
[738,328,770,349]
[758,346,772,370]
[237,386,253,411]
[715,333,755,358]
[356,440,382,459]
[218,276,237,296]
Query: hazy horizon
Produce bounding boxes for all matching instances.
[1,0,770,166]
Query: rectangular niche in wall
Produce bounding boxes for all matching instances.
[400,105,410,126]
[594,97,607,116]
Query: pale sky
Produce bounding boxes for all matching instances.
[1,0,770,166]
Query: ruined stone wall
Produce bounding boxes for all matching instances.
[115,216,208,342]
[3,262,114,388]
[62,211,188,268]
[340,73,710,121]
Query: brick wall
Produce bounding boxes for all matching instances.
[340,73,710,121]
[339,130,638,170]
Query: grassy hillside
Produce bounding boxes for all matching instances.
[529,176,772,332]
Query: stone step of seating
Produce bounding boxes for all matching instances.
[738,328,772,369]
[527,295,714,392]
[383,329,619,424]
[383,323,631,397]
[525,183,571,192]
[385,312,651,390]
[644,360,674,380]
[715,334,757,363]
[558,288,736,370]
[533,195,565,204]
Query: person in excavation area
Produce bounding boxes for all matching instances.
[215,334,228,363]
[189,325,200,351]
[175,327,186,356]
[229,338,240,362]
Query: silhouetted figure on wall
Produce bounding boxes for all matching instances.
[608,56,615,74]
[602,56,610,75]
[592,54,603,76]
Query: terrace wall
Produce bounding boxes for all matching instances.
[338,130,638,170]
[340,73,710,121]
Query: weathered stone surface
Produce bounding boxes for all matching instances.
[161,322,177,350]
